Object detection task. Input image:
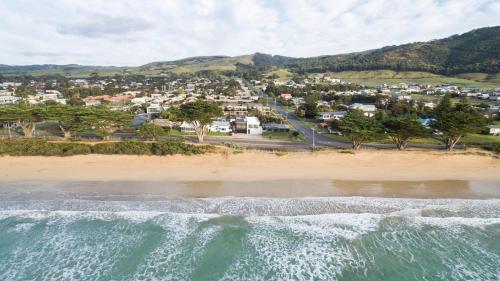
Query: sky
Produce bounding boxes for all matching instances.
[0,0,499,66]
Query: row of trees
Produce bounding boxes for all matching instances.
[332,96,486,151]
[0,105,132,140]
[0,100,225,143]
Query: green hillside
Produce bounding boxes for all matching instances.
[321,70,500,88]
[255,26,500,75]
[140,55,253,74]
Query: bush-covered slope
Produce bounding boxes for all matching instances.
[254,26,499,75]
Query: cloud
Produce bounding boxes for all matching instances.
[19,51,86,58]
[0,0,498,65]
[56,15,152,38]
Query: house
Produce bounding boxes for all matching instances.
[40,90,66,104]
[234,116,262,135]
[280,93,293,100]
[146,104,162,115]
[262,123,290,133]
[247,103,271,115]
[245,116,263,135]
[223,104,248,116]
[488,125,500,136]
[180,122,195,132]
[152,119,176,128]
[209,120,232,133]
[423,102,436,109]
[316,111,347,121]
[131,97,147,105]
[85,99,102,107]
[397,95,412,101]
[349,103,377,117]
[0,95,20,105]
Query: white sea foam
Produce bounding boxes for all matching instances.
[1,197,500,218]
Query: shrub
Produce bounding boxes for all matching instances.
[92,141,152,155]
[0,139,212,156]
[0,139,91,156]
[151,141,208,155]
[481,143,500,154]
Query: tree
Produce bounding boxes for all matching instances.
[431,97,486,151]
[332,110,381,149]
[382,116,429,150]
[81,107,133,140]
[0,105,45,138]
[431,111,485,151]
[176,100,223,143]
[302,93,320,119]
[138,123,165,141]
[43,105,88,139]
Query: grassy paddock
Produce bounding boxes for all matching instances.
[322,70,500,89]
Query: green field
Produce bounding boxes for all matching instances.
[321,70,500,89]
[264,68,294,80]
[263,131,304,142]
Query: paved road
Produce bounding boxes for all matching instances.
[266,97,351,149]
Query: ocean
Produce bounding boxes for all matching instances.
[1,185,499,280]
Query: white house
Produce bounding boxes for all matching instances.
[349,103,377,117]
[316,111,347,121]
[0,95,20,105]
[131,97,147,105]
[39,90,66,104]
[245,116,263,135]
[146,104,162,115]
[488,125,500,136]
[180,121,195,132]
[85,99,102,107]
[209,120,232,133]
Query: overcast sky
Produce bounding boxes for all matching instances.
[0,0,499,66]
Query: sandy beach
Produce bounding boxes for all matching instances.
[1,150,499,182]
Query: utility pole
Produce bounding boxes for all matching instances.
[312,127,315,151]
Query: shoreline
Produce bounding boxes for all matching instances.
[1,150,499,182]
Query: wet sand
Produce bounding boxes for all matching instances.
[1,179,499,199]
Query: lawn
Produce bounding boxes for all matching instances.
[461,134,500,144]
[297,117,319,129]
[263,131,304,142]
[322,133,499,146]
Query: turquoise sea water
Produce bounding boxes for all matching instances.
[1,194,499,280]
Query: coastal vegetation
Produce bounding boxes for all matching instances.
[0,139,212,156]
